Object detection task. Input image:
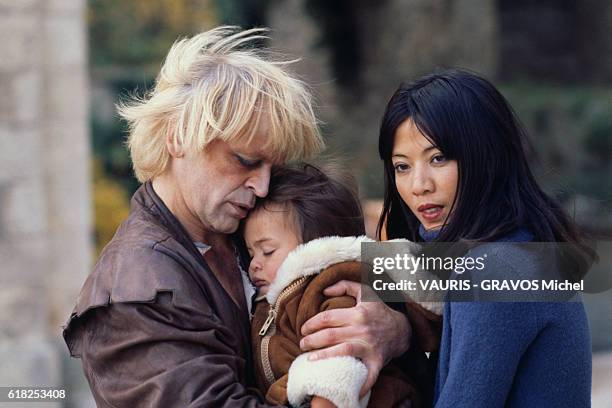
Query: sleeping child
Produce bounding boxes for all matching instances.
[243,164,441,408]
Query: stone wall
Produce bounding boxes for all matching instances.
[0,1,92,406]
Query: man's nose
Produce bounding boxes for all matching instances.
[246,164,272,198]
[412,165,434,196]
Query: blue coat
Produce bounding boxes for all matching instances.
[419,226,592,407]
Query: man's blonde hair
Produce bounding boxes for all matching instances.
[119,26,324,182]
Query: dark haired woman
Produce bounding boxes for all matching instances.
[378,69,594,407]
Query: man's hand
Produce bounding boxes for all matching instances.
[299,280,412,397]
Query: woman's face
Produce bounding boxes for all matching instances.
[392,119,459,230]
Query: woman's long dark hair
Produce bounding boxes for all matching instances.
[377,68,591,252]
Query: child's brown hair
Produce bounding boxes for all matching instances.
[252,163,365,242]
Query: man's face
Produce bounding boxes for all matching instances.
[171,132,276,237]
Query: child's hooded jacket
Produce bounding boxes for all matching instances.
[250,235,442,408]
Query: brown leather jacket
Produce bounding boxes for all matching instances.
[63,182,278,407]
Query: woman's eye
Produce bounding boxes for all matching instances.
[393,163,410,173]
[431,154,447,164]
[263,250,276,256]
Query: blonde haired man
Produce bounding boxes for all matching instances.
[63,27,413,407]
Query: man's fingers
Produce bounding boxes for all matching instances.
[301,307,360,336]
[322,280,362,301]
[359,360,381,398]
[305,340,369,361]
[300,325,365,351]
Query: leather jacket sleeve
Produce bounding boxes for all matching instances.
[75,291,281,408]
[64,184,282,407]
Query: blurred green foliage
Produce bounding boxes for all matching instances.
[501,84,612,197]
[214,0,269,27]
[92,159,131,254]
[501,83,612,230]
[91,75,154,196]
[89,0,218,252]
[89,0,217,67]
[304,0,362,88]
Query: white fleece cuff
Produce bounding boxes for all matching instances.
[287,353,370,408]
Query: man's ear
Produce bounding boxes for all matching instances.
[166,131,184,158]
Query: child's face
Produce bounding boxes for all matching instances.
[244,204,301,295]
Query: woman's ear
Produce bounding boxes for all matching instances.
[166,131,184,158]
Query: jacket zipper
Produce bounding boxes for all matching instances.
[259,277,308,386]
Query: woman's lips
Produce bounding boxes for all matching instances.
[417,204,444,222]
